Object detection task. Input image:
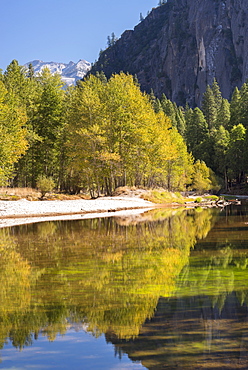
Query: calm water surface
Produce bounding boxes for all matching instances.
[0,205,248,369]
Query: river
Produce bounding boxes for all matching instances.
[0,204,248,369]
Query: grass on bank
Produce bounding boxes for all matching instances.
[0,186,219,204]
[141,189,219,204]
[0,187,40,200]
[141,190,185,204]
[0,187,90,201]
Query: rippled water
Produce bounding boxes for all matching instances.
[0,205,248,369]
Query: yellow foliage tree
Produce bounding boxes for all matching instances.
[0,82,28,185]
[191,160,213,194]
[66,73,194,194]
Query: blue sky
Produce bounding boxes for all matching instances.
[0,0,157,71]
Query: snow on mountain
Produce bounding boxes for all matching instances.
[25,59,91,85]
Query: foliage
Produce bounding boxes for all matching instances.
[0,60,229,194]
[204,194,219,201]
[190,160,213,194]
[36,175,55,198]
[66,73,193,195]
[0,81,28,185]
[107,32,118,47]
[141,190,185,204]
[175,78,248,190]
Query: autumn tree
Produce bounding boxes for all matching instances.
[66,73,194,194]
[0,82,28,185]
[191,160,213,194]
[66,75,108,195]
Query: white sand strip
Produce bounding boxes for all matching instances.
[0,196,155,228]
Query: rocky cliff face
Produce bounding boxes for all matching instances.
[90,0,248,107]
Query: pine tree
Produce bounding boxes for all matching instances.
[27,63,35,79]
[201,85,217,130]
[160,94,176,126]
[229,87,241,130]
[211,78,222,111]
[186,107,208,153]
[216,99,230,129]
[237,83,248,129]
[3,60,28,107]
[213,125,229,187]
[174,105,186,136]
[95,71,108,84]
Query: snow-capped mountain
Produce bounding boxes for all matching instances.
[25,59,91,85]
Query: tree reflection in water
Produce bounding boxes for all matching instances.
[2,206,248,368]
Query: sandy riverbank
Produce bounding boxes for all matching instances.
[0,196,155,228]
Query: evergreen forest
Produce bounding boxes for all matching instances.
[1,59,247,196]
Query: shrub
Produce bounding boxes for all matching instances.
[36,175,55,199]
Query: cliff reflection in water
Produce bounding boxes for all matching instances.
[0,207,216,351]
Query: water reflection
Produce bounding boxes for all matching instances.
[108,205,248,369]
[108,293,248,369]
[1,206,248,368]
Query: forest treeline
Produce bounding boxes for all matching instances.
[0,60,246,195]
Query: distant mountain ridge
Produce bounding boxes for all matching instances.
[25,59,91,85]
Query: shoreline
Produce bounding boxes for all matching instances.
[0,196,156,228]
[0,192,236,228]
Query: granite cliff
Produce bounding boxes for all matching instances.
[90,0,248,107]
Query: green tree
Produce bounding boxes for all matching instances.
[107,32,118,47]
[12,64,43,187]
[226,124,246,184]
[229,87,241,130]
[236,83,248,129]
[160,94,176,126]
[216,99,230,129]
[186,107,208,156]
[30,69,66,187]
[213,125,229,187]
[211,78,222,111]
[201,85,217,130]
[174,105,186,136]
[3,60,28,106]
